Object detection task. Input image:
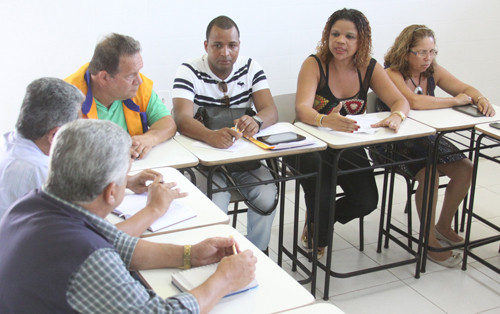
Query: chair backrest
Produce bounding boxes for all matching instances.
[366,90,377,113]
[273,93,296,123]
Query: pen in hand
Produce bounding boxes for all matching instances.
[229,235,237,255]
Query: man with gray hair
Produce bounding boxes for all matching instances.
[0,119,256,313]
[0,78,178,238]
[65,33,176,159]
[0,77,82,217]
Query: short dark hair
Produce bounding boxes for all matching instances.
[206,15,240,40]
[88,33,141,76]
[15,78,84,141]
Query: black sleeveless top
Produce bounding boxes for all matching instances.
[311,54,377,116]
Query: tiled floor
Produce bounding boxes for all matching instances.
[230,157,500,314]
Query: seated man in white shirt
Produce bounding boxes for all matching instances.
[0,78,184,237]
[172,16,279,253]
[0,119,256,313]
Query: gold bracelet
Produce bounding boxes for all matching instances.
[314,113,325,126]
[183,245,191,269]
[391,111,406,122]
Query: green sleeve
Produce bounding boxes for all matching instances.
[146,90,170,126]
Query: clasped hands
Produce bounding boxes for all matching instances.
[206,115,259,149]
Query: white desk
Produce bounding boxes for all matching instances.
[107,167,228,237]
[282,302,345,314]
[174,122,326,166]
[295,112,436,149]
[131,138,198,172]
[139,224,315,314]
[408,106,499,131]
[295,112,437,300]
[408,106,499,271]
[462,122,500,273]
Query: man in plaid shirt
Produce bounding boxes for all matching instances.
[0,119,256,313]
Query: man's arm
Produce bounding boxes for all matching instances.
[131,115,176,159]
[173,98,240,149]
[234,88,278,138]
[130,237,257,313]
[115,174,187,237]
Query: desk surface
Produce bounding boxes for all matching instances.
[282,302,345,314]
[408,105,500,131]
[174,122,327,166]
[475,122,500,140]
[131,138,199,172]
[140,224,314,314]
[295,112,435,149]
[107,167,228,237]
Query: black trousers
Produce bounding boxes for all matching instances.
[292,147,378,247]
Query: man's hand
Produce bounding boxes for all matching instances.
[145,176,188,216]
[191,237,241,267]
[234,115,259,138]
[205,128,242,149]
[126,169,161,194]
[130,134,156,159]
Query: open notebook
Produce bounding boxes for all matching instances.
[172,262,258,297]
[112,193,197,232]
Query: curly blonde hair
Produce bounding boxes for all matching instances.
[384,25,436,79]
[316,8,372,68]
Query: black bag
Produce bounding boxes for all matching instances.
[194,106,256,130]
[195,106,260,172]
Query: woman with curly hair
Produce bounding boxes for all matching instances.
[378,25,495,267]
[294,8,409,258]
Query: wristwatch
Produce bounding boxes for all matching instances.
[252,115,263,131]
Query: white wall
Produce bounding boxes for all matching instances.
[1,0,499,135]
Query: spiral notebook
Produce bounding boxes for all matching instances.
[171,262,258,297]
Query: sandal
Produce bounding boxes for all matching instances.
[301,220,326,259]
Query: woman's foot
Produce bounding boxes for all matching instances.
[435,226,464,246]
[427,250,462,268]
[301,222,326,259]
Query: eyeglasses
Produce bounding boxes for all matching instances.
[218,81,230,106]
[409,49,438,58]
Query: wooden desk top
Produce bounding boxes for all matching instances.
[295,112,435,149]
[174,122,327,166]
[139,224,315,314]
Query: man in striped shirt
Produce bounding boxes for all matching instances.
[172,16,278,253]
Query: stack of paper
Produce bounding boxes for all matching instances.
[113,193,197,232]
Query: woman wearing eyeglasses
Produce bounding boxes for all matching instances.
[378,25,495,267]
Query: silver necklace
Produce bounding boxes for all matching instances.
[409,73,423,94]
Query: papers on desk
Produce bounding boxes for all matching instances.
[192,138,250,152]
[321,114,380,135]
[172,262,259,297]
[113,194,197,232]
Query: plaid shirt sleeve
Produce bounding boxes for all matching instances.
[67,248,200,314]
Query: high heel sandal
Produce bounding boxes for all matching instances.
[301,221,326,259]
